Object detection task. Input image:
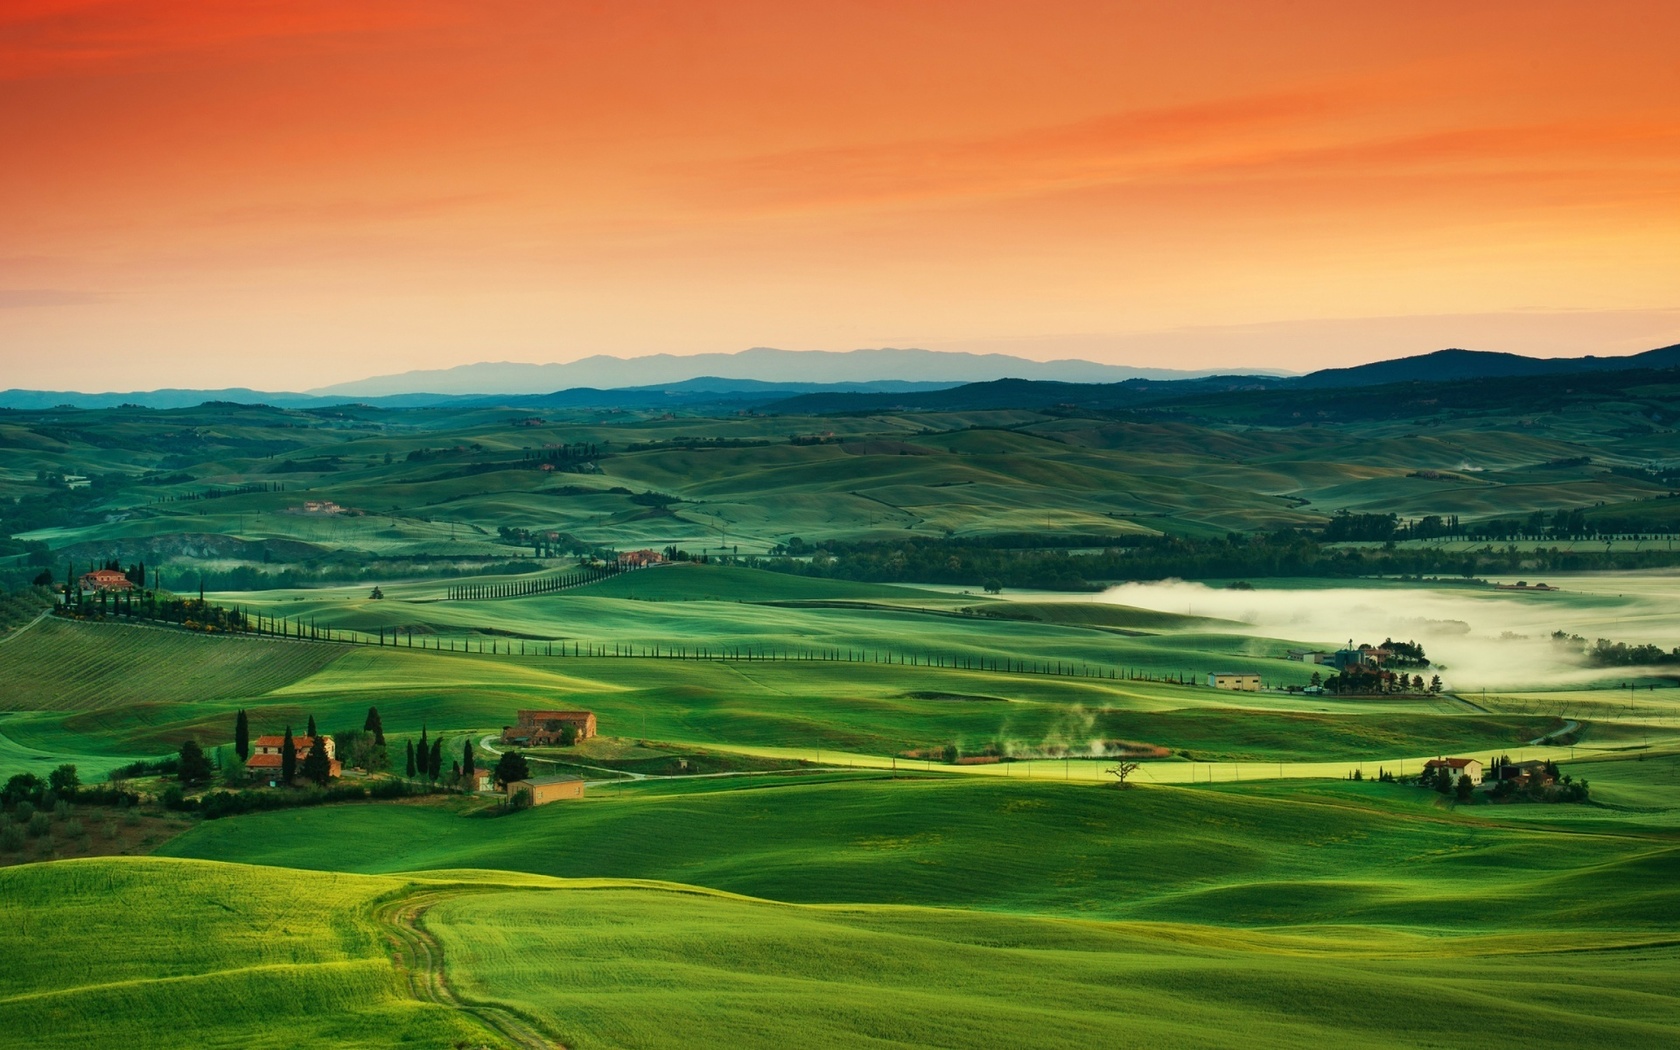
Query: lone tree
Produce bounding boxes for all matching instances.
[178,740,213,785]
[234,709,249,760]
[559,724,579,747]
[281,726,298,784]
[462,739,476,782]
[301,735,333,787]
[983,578,1003,595]
[1105,761,1141,788]
[363,706,385,746]
[405,739,417,779]
[48,764,80,795]
[493,751,530,789]
[177,742,211,782]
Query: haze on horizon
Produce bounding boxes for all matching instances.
[3,0,1678,392]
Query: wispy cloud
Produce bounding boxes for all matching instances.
[0,287,106,307]
[0,0,452,81]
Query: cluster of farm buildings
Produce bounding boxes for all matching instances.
[237,708,599,806]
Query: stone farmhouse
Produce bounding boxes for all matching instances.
[502,709,598,746]
[246,734,341,785]
[1423,757,1482,786]
[618,549,665,568]
[78,568,134,592]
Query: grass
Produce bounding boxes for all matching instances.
[0,618,342,712]
[0,858,493,1049]
[426,881,1680,1050]
[160,765,1680,928]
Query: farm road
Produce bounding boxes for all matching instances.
[375,886,561,1050]
[476,735,859,786]
[0,609,51,647]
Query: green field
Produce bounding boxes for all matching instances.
[4,388,1680,1047]
[0,858,492,1049]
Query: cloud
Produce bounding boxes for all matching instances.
[0,288,107,307]
[0,0,451,81]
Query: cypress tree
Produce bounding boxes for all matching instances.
[234,709,249,760]
[405,739,417,779]
[462,739,475,781]
[301,735,332,787]
[364,707,384,745]
[281,726,297,784]
[428,738,443,781]
[417,725,429,771]
[306,714,317,739]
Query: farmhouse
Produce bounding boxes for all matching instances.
[1422,757,1482,786]
[1207,672,1261,691]
[469,768,497,792]
[619,549,666,568]
[507,774,586,805]
[1498,759,1557,789]
[1287,650,1333,664]
[78,568,134,592]
[502,709,598,746]
[246,734,341,784]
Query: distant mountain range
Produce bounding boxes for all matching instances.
[0,343,1674,412]
[305,347,1251,397]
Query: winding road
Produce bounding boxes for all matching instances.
[375,886,561,1050]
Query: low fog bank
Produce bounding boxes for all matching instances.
[1098,580,1671,691]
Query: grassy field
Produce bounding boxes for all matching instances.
[425,880,1680,1050]
[0,618,341,712]
[0,858,494,1049]
[4,391,1678,1046]
[9,853,1676,1050]
[160,759,1680,925]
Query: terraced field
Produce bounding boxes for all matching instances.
[0,618,343,711]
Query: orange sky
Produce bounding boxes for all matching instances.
[3,0,1678,390]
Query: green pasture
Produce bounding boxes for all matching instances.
[161,761,1680,928]
[2,611,1653,780]
[0,858,491,1049]
[426,881,1680,1050]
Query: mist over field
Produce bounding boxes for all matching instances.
[1100,579,1673,690]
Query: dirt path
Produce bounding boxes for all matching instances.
[375,887,561,1050]
[1529,719,1581,746]
[0,609,51,647]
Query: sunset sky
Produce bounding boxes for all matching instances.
[3,1,1679,391]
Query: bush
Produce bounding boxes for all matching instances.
[27,812,51,838]
[62,818,83,840]
[13,800,34,824]
[0,825,23,852]
[54,800,71,821]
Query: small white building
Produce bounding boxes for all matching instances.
[1208,672,1262,692]
[1423,757,1483,786]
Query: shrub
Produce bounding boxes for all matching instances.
[54,800,71,821]
[13,801,33,824]
[27,812,51,838]
[0,825,23,852]
[62,818,83,840]
[104,820,119,840]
